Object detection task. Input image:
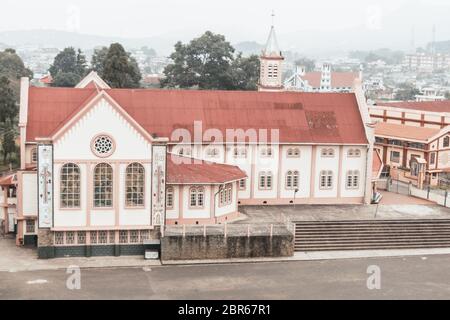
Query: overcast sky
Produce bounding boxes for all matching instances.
[1,0,450,49]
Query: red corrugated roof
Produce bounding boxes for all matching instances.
[0,174,15,186]
[302,72,359,88]
[375,122,439,142]
[378,101,450,113]
[26,87,368,144]
[167,154,246,184]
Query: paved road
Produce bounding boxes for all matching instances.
[2,254,450,299]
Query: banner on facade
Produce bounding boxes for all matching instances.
[38,144,53,229]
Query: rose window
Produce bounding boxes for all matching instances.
[92,135,114,157]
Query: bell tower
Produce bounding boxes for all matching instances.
[259,13,284,92]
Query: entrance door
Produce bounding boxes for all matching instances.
[8,213,14,233]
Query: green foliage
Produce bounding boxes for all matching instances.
[230,54,260,91]
[0,49,33,99]
[91,43,142,88]
[49,47,87,87]
[0,118,17,163]
[394,83,421,101]
[0,76,17,123]
[161,31,260,90]
[91,47,109,76]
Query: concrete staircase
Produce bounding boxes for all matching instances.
[294,219,450,252]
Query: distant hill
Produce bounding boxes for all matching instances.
[0,30,177,55]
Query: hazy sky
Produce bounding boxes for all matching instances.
[1,0,450,46]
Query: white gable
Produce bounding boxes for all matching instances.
[53,98,151,160]
[76,71,111,89]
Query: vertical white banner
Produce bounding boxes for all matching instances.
[38,144,53,229]
[151,145,167,226]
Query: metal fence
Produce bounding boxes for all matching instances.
[162,214,294,238]
[410,184,450,208]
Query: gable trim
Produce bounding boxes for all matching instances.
[49,91,158,143]
[76,71,111,89]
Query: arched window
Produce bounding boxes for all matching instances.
[260,147,273,157]
[287,148,300,158]
[233,147,247,158]
[189,187,204,208]
[286,171,300,189]
[444,136,450,148]
[321,148,335,157]
[93,163,113,208]
[348,149,361,157]
[178,147,191,156]
[346,170,360,189]
[166,187,174,209]
[125,163,145,207]
[320,170,333,189]
[259,171,273,190]
[60,163,81,208]
[207,147,219,158]
[31,148,38,163]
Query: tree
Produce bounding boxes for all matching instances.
[0,76,17,123]
[394,83,421,101]
[0,118,17,163]
[49,47,87,87]
[161,31,236,90]
[92,43,142,88]
[230,54,260,90]
[0,49,33,99]
[445,91,450,100]
[91,47,109,76]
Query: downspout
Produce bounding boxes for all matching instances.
[213,184,225,221]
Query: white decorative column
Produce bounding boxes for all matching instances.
[151,143,167,226]
[37,144,54,229]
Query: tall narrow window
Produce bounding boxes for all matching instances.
[444,136,450,148]
[320,170,333,189]
[166,187,174,209]
[125,163,145,207]
[259,171,273,190]
[239,179,246,190]
[60,163,81,208]
[189,187,204,208]
[346,170,360,189]
[286,171,299,189]
[93,163,113,208]
[219,184,233,206]
[31,148,38,163]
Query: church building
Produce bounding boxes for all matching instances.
[13,24,376,258]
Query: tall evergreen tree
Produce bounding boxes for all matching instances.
[92,43,142,88]
[0,76,17,123]
[49,47,87,87]
[1,118,17,163]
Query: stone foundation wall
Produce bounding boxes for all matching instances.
[161,233,294,261]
